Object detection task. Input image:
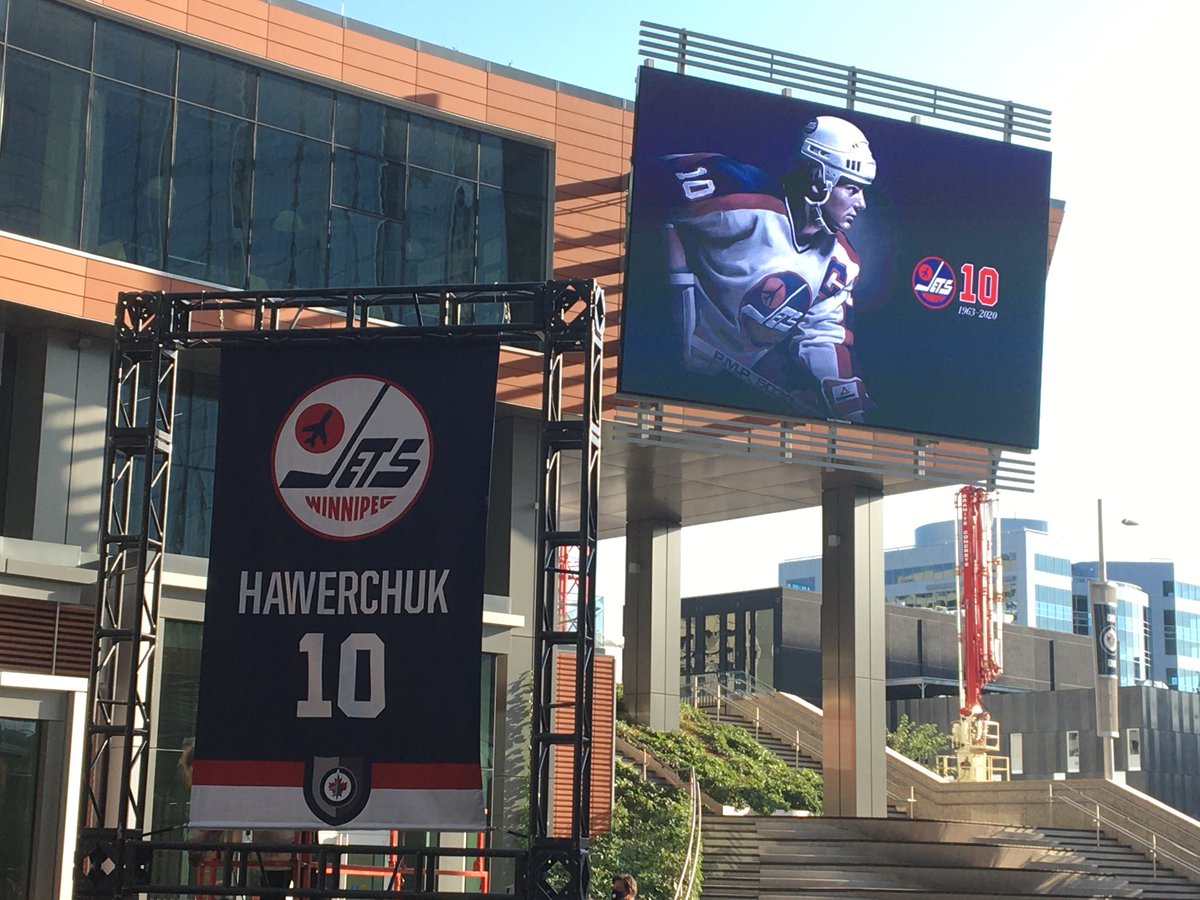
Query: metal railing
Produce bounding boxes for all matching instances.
[638,22,1051,144]
[683,671,944,817]
[1048,781,1200,883]
[683,672,823,769]
[936,753,1011,782]
[673,770,702,900]
[613,404,1037,495]
[131,836,521,897]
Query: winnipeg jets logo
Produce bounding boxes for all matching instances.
[912,256,956,309]
[272,376,432,540]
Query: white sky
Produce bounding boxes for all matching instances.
[308,0,1200,615]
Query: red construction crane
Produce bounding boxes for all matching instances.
[949,485,1009,781]
[957,485,1004,717]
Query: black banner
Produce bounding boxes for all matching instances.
[191,342,498,829]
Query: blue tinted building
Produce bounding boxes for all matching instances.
[779,518,1159,689]
[1073,561,1200,692]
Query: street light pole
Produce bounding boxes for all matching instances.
[1092,499,1122,780]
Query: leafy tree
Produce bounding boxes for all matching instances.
[887,713,952,768]
[589,760,700,900]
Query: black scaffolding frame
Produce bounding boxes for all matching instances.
[74,280,604,899]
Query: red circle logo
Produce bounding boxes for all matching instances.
[294,403,345,453]
[912,256,956,309]
[272,376,432,540]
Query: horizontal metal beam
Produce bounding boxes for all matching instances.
[639,22,1051,143]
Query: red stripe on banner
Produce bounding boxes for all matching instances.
[372,763,482,789]
[192,759,480,789]
[192,759,305,787]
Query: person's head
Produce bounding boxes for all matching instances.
[784,115,876,236]
[612,873,637,898]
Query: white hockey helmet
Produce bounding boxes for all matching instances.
[797,116,876,196]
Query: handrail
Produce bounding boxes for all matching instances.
[684,671,919,813]
[674,769,702,900]
[1049,782,1200,882]
[614,733,725,815]
[684,673,822,762]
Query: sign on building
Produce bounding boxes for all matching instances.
[620,67,1052,449]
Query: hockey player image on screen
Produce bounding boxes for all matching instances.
[657,116,877,423]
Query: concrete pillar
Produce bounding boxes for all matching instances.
[622,518,681,731]
[821,473,887,817]
[1,328,108,551]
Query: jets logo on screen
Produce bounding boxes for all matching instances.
[911,256,956,309]
[272,375,432,540]
[739,271,811,345]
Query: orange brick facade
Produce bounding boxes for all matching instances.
[2,0,631,413]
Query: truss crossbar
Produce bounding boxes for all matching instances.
[75,280,604,900]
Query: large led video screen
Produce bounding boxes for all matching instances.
[619,67,1052,449]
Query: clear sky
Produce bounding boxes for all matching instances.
[307,0,1200,604]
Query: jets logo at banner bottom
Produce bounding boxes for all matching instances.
[304,756,370,825]
[272,375,433,540]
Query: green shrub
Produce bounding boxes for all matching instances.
[589,759,700,900]
[619,706,822,815]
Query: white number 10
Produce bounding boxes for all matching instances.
[297,632,386,719]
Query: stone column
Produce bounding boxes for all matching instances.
[821,472,888,817]
[622,517,681,731]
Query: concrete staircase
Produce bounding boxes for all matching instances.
[703,706,822,773]
[700,816,1200,898]
[685,681,1200,896]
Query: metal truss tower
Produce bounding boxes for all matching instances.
[74,280,603,900]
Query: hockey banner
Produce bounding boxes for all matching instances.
[191,341,498,830]
[620,67,1052,449]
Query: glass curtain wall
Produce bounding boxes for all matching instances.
[0,0,550,297]
[0,0,553,556]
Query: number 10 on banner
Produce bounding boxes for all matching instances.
[297,632,385,718]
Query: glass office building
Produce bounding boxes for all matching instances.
[779,518,1163,689]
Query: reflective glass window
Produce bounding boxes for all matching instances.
[335,93,406,160]
[259,71,332,140]
[405,169,475,283]
[329,208,403,288]
[167,105,252,287]
[1,0,8,40]
[480,133,547,196]
[83,80,172,268]
[0,718,40,900]
[0,51,88,246]
[7,0,92,68]
[249,127,330,289]
[409,116,477,179]
[478,186,545,282]
[178,45,255,118]
[167,368,218,556]
[334,149,404,218]
[146,620,203,881]
[95,18,175,93]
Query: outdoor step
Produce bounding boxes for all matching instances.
[701,816,1200,899]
